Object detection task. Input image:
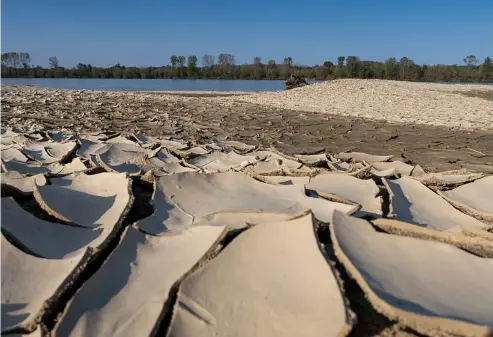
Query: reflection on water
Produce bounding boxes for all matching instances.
[1,78,291,92]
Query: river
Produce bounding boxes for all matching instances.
[2,78,491,92]
[1,78,290,92]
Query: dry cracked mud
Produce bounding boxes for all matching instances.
[2,84,493,174]
[1,84,493,337]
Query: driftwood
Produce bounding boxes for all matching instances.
[284,74,309,90]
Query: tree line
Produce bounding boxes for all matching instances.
[2,52,492,82]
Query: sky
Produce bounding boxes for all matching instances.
[2,0,492,68]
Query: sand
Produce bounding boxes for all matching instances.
[214,79,493,130]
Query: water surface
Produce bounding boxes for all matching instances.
[1,78,288,92]
[2,78,491,92]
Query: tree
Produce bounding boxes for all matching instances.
[187,55,198,77]
[176,56,185,77]
[358,61,376,79]
[481,56,493,81]
[19,53,31,68]
[323,61,334,68]
[333,67,348,78]
[216,54,235,78]
[463,55,478,67]
[283,57,293,66]
[170,55,178,67]
[49,56,59,69]
[1,52,14,67]
[218,54,235,66]
[1,52,30,70]
[281,57,293,78]
[399,56,414,80]
[202,54,214,68]
[187,55,197,68]
[346,56,360,77]
[112,66,123,79]
[337,56,345,68]
[217,54,226,66]
[0,51,488,83]
[463,55,479,81]
[384,57,398,80]
[11,53,21,68]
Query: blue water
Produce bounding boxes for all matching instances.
[1,78,290,92]
[2,78,491,92]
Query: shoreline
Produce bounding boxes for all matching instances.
[2,77,493,85]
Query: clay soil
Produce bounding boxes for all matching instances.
[2,86,492,173]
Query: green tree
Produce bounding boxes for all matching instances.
[177,56,186,76]
[187,55,197,68]
[463,55,479,81]
[187,55,198,77]
[170,55,178,67]
[323,61,335,77]
[112,66,123,78]
[1,51,490,83]
[384,57,398,80]
[481,56,493,81]
[333,67,348,78]
[217,54,235,78]
[283,57,293,66]
[323,61,334,68]
[399,56,414,80]
[358,61,376,79]
[346,56,360,77]
[337,56,345,68]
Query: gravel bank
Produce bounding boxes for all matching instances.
[214,79,493,130]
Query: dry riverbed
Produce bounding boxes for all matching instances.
[2,80,493,337]
[2,80,493,172]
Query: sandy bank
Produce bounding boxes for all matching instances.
[213,79,493,130]
[3,80,493,130]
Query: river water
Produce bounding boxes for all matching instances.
[2,78,491,92]
[1,78,289,92]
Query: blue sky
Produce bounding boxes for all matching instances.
[2,0,492,67]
